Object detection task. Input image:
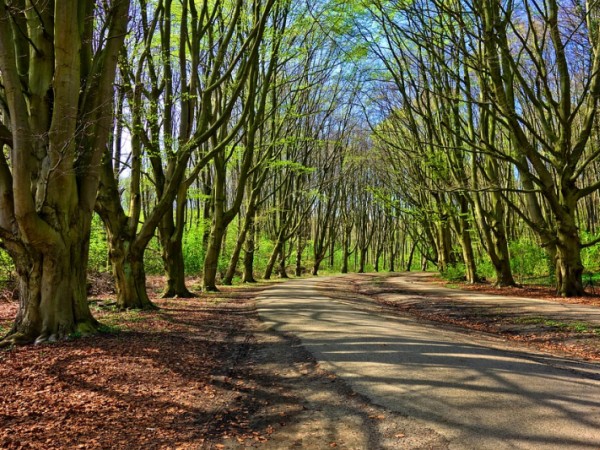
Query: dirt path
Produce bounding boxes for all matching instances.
[0,278,445,450]
[256,274,600,449]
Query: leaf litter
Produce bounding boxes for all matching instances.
[0,276,446,449]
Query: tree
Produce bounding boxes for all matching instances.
[201,0,279,291]
[476,0,600,295]
[0,0,130,345]
[96,0,276,305]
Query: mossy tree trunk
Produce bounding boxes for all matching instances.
[0,0,129,346]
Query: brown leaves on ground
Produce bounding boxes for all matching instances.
[440,278,600,307]
[0,279,273,449]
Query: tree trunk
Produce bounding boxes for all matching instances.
[555,213,584,296]
[223,205,256,285]
[434,221,452,273]
[242,214,257,283]
[474,195,516,287]
[279,254,289,278]
[341,241,350,274]
[454,195,479,283]
[406,240,416,272]
[4,236,98,346]
[358,248,367,274]
[264,239,283,280]
[202,218,227,292]
[159,206,195,297]
[295,236,305,277]
[374,246,383,272]
[160,234,195,298]
[223,234,244,286]
[110,240,156,310]
[457,221,479,283]
[312,257,324,276]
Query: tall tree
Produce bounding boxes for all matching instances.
[0,0,130,345]
[476,0,600,295]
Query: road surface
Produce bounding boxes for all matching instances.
[256,275,600,449]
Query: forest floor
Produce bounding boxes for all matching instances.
[1,272,600,449]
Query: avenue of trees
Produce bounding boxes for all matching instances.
[2,0,600,346]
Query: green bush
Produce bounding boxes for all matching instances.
[441,263,466,282]
[183,222,206,275]
[509,239,549,282]
[89,213,109,273]
[581,231,600,272]
[474,257,496,281]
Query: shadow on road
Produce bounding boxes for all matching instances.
[258,276,600,449]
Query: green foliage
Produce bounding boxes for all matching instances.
[440,263,466,282]
[0,247,13,282]
[474,258,497,281]
[89,214,109,273]
[144,237,164,275]
[581,231,600,272]
[267,159,315,174]
[509,239,550,283]
[182,221,208,275]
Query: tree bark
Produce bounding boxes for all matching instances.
[203,215,227,291]
[242,214,257,283]
[0,0,130,345]
[160,229,195,298]
[109,239,156,310]
[5,231,98,346]
[264,239,283,280]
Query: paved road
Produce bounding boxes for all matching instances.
[256,275,600,449]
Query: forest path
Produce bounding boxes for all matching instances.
[256,274,600,449]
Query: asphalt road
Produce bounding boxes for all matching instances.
[256,275,600,449]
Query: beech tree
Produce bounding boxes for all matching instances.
[476,0,600,295]
[96,0,276,305]
[0,0,130,345]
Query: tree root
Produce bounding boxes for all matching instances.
[0,331,34,348]
[161,289,197,299]
[0,320,101,348]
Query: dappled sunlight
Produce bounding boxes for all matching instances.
[258,276,600,449]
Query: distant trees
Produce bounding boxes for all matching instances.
[366,0,600,295]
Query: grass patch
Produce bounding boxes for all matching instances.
[98,323,122,335]
[514,316,600,334]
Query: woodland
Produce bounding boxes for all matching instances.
[1,0,600,348]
